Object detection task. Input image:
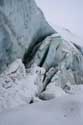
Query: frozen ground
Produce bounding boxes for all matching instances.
[0,93,83,125]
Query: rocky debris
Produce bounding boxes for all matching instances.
[0,0,55,73]
[0,59,45,112]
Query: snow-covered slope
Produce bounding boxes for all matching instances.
[0,93,83,125]
[0,59,45,112]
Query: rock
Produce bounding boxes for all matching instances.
[0,59,45,112]
[0,0,55,73]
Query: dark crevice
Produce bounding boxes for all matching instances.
[43,64,58,82]
[39,42,50,67]
[56,43,60,50]
[23,38,43,67]
[44,70,58,91]
[73,42,83,55]
[42,67,58,92]
[23,32,54,67]
[29,99,34,104]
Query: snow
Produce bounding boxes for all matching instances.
[0,59,83,125]
[52,25,83,46]
[0,93,83,125]
[0,2,83,122]
[0,46,83,125]
[0,59,45,112]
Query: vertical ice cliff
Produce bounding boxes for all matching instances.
[0,0,55,73]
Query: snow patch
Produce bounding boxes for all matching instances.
[0,59,45,112]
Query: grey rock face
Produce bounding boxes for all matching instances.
[0,0,55,73]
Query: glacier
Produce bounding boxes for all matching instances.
[0,0,83,125]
